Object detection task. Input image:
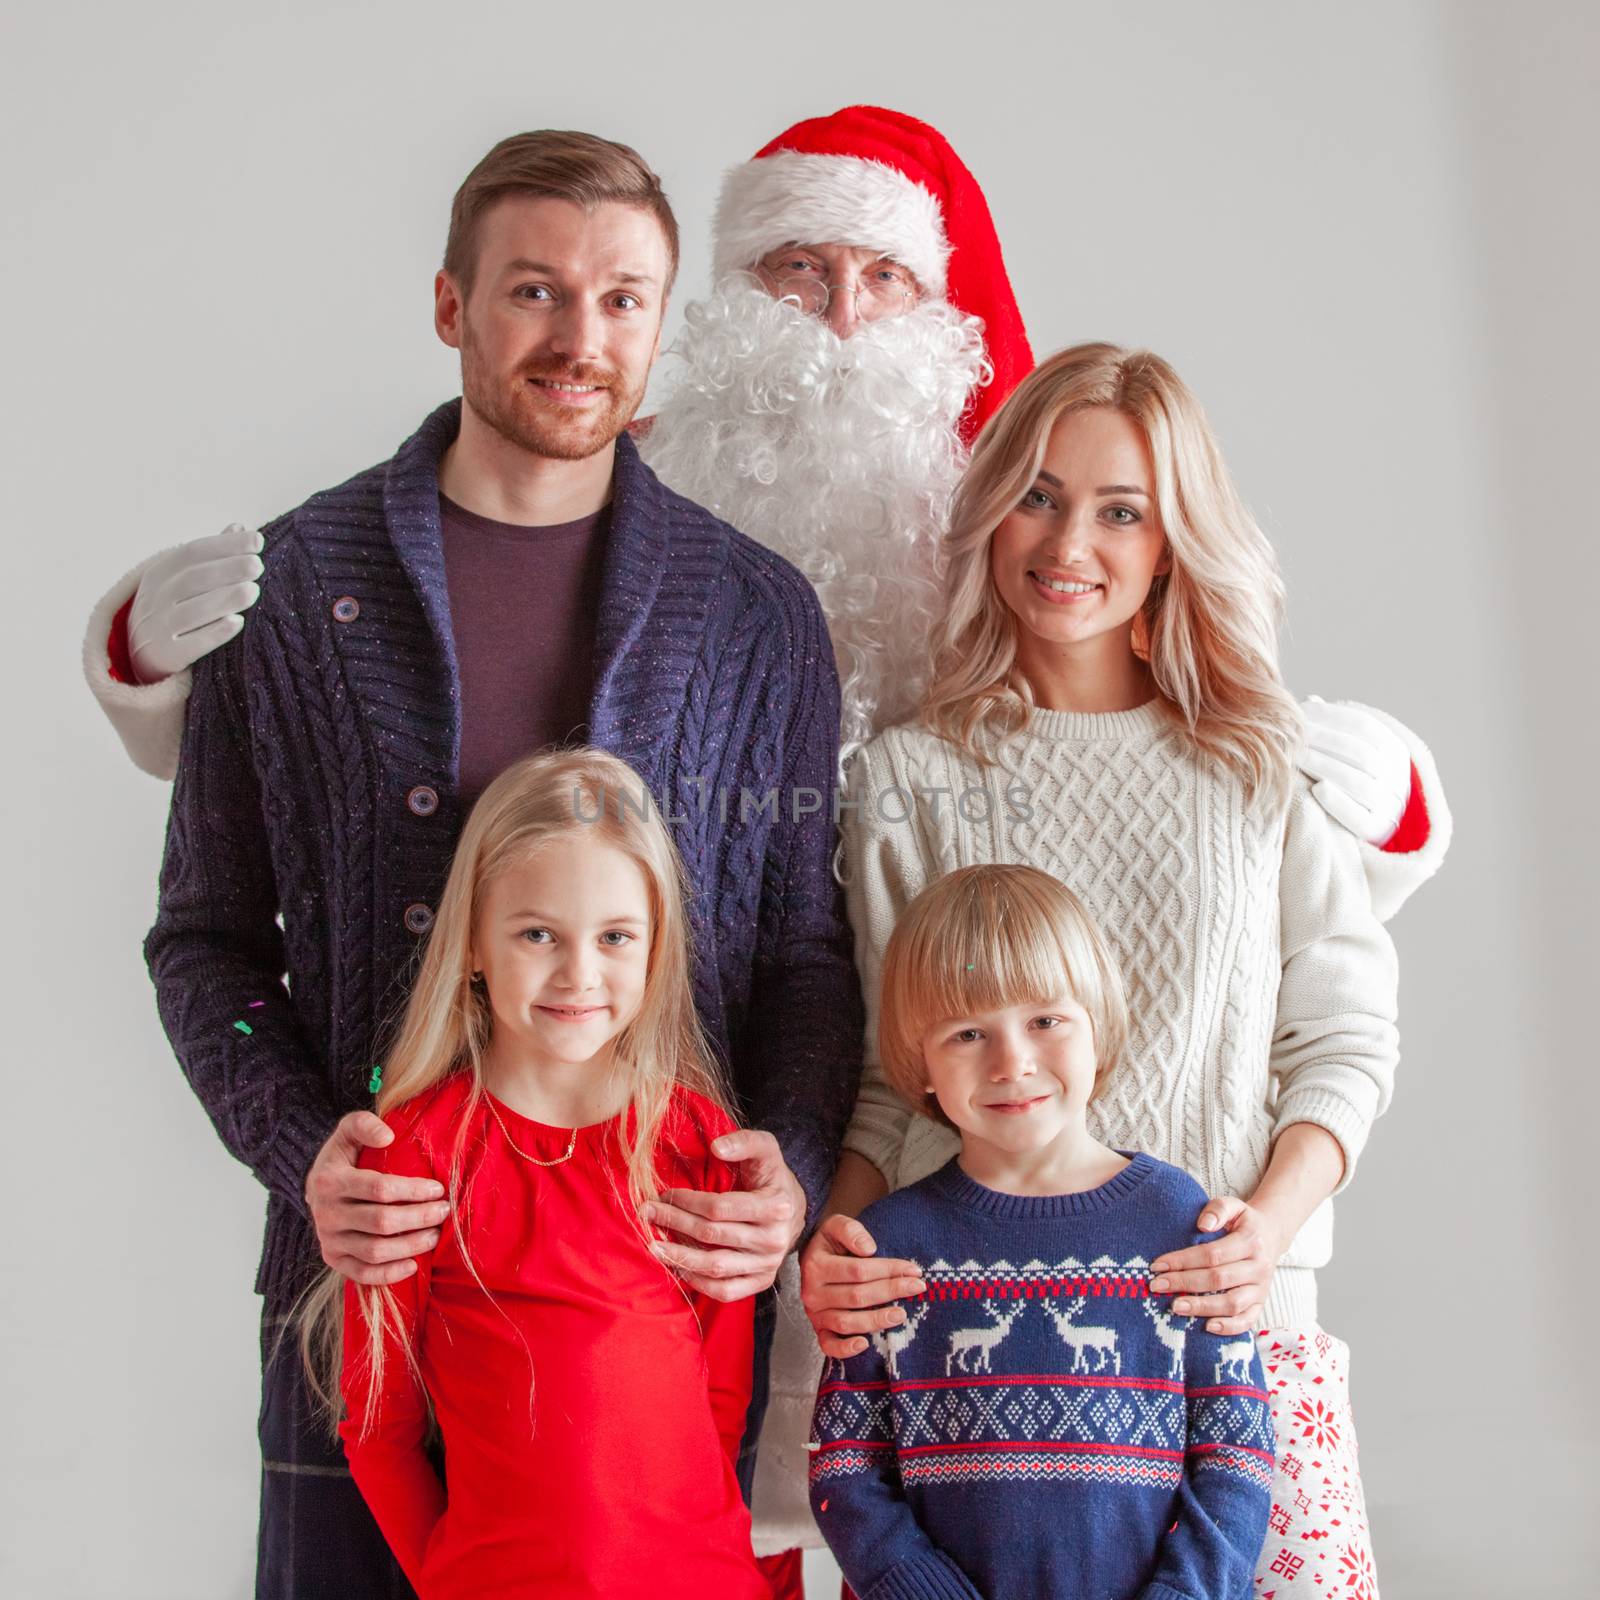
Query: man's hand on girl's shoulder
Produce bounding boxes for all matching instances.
[305,1111,451,1287]
[642,1129,804,1302]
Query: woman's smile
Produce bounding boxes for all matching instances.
[1026,568,1104,604]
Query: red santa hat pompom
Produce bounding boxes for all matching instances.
[711,104,1035,442]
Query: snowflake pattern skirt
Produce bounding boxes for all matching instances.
[1254,1326,1378,1599]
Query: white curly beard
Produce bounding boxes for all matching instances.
[638,278,987,758]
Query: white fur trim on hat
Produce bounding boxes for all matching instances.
[82,552,193,781]
[712,151,949,296]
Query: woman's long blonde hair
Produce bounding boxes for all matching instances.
[922,342,1302,809]
[299,747,729,1436]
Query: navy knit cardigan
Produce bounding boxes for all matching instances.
[145,401,865,1311]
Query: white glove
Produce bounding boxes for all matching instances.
[1298,696,1412,847]
[127,524,264,684]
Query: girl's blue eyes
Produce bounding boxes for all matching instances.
[520,928,634,946]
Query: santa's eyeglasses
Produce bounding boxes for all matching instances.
[771,268,918,322]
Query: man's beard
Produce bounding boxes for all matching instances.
[639,279,989,756]
[460,321,647,461]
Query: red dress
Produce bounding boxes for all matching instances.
[339,1074,766,1599]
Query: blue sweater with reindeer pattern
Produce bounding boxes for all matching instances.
[808,1154,1273,1600]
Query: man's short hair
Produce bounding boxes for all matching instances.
[444,130,680,298]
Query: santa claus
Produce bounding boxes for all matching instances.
[635,106,1032,761]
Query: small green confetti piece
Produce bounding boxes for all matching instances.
[966,963,975,971]
[232,1021,253,1036]
[367,1066,383,1095]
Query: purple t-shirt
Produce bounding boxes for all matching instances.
[439,493,610,805]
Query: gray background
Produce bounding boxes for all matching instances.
[3,2,1595,1595]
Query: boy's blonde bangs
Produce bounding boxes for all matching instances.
[878,865,1129,1119]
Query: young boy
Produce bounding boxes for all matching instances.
[809,865,1274,1600]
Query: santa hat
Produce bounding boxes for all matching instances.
[711,105,1035,443]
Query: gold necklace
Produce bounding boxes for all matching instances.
[485,1095,578,1167]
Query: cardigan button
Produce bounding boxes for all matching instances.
[403,903,434,936]
[332,596,360,623]
[406,785,439,818]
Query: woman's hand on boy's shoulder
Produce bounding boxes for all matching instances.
[799,1215,927,1359]
[1148,1194,1286,1337]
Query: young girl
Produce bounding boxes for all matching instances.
[806,344,1403,1596]
[809,864,1274,1599]
[300,747,768,1600]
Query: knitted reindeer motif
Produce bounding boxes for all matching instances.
[869,1301,930,1379]
[1144,1299,1188,1380]
[1044,1296,1121,1374]
[1214,1338,1255,1385]
[943,1299,1026,1376]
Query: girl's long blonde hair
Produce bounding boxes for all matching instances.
[922,342,1302,809]
[299,746,729,1436]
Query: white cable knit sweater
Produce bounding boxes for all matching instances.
[840,702,1401,1333]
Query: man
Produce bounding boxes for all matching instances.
[139,129,862,1599]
